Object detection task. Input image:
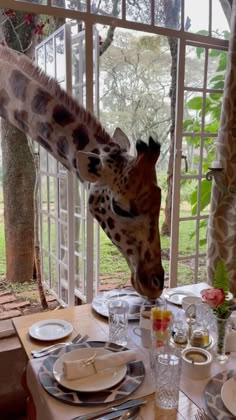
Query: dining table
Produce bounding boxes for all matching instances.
[12,282,236,420]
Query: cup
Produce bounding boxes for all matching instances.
[181,347,212,380]
[133,301,155,348]
[151,307,173,348]
[108,299,129,346]
[154,344,182,409]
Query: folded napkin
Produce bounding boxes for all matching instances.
[63,349,136,380]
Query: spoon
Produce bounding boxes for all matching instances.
[118,406,141,420]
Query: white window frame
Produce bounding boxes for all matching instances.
[1,0,230,292]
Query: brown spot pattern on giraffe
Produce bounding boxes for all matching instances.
[14,110,29,132]
[115,233,121,242]
[9,70,29,101]
[53,105,75,126]
[36,122,53,140]
[107,217,115,230]
[57,136,69,159]
[31,88,53,114]
[72,125,90,149]
[0,88,10,119]
[36,136,53,153]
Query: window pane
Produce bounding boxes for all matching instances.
[126,0,151,24]
[92,0,121,18]
[212,0,230,39]
[55,31,65,83]
[52,0,86,11]
[185,45,205,88]
[155,0,181,29]
[45,39,54,77]
[185,0,209,35]
[207,49,227,89]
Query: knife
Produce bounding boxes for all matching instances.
[71,398,147,420]
[99,408,139,420]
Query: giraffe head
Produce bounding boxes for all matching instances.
[77,128,164,299]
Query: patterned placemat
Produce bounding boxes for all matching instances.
[205,370,235,419]
[38,341,145,405]
[92,287,146,320]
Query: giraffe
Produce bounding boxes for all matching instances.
[0,45,164,299]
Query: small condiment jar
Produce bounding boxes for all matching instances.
[190,327,210,348]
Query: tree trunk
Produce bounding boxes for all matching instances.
[161,1,180,235]
[1,121,36,283]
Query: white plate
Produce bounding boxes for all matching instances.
[165,290,195,306]
[29,319,73,341]
[53,347,127,392]
[221,377,236,416]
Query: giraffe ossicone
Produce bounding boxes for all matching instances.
[0,45,164,299]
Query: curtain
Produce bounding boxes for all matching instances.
[207,0,236,295]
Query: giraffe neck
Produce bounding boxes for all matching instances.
[0,46,112,176]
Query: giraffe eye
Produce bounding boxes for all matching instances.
[112,199,134,218]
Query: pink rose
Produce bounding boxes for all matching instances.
[201,288,225,307]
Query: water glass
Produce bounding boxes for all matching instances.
[108,299,129,346]
[154,345,182,409]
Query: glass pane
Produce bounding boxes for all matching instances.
[55,31,65,83]
[177,261,194,285]
[42,214,49,250]
[182,137,201,174]
[59,179,67,211]
[184,92,203,131]
[50,257,58,294]
[74,183,82,214]
[75,254,83,289]
[39,147,48,171]
[185,0,209,35]
[74,216,81,253]
[212,0,230,39]
[60,285,68,305]
[49,177,56,216]
[60,222,68,254]
[99,29,171,145]
[36,46,45,70]
[185,46,205,88]
[180,179,198,215]
[155,0,181,29]
[45,39,54,77]
[50,218,56,255]
[60,242,68,265]
[202,137,217,173]
[204,92,223,132]
[207,49,227,89]
[52,0,86,11]
[92,0,121,18]
[48,154,57,173]
[40,175,48,211]
[178,220,196,255]
[126,0,150,23]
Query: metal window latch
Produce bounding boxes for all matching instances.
[181,154,188,173]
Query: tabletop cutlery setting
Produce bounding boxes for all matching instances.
[23,284,236,420]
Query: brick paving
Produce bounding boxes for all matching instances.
[0,287,59,321]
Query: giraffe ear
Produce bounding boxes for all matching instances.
[76,151,102,182]
[112,127,130,151]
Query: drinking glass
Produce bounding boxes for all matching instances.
[154,345,182,409]
[108,299,129,346]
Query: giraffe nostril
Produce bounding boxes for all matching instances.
[152,276,163,290]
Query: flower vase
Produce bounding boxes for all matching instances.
[215,317,228,363]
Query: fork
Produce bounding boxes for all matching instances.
[31,333,89,357]
[195,408,211,420]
